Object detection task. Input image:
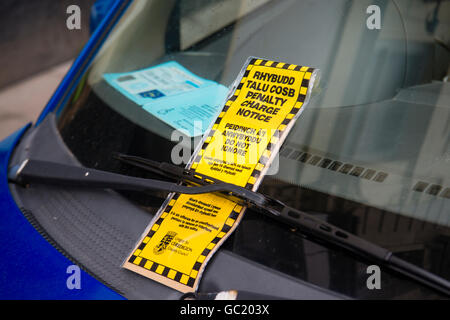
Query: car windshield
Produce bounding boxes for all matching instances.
[54,0,450,298]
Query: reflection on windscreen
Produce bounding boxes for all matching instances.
[55,0,450,298]
[84,0,450,228]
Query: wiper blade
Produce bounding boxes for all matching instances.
[9,157,450,297]
[8,159,265,205]
[112,153,226,186]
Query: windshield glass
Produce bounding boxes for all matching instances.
[55,0,450,298]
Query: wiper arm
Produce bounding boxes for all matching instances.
[8,159,265,205]
[8,157,450,297]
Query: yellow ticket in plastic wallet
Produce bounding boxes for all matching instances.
[123,57,319,293]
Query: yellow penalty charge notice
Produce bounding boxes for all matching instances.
[123,57,319,293]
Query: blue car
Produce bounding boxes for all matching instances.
[1,0,450,300]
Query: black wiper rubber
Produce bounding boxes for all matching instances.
[260,199,450,296]
[8,159,265,206]
[113,152,227,186]
[9,158,450,297]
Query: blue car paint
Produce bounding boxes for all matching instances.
[90,0,118,33]
[0,0,134,299]
[0,126,124,299]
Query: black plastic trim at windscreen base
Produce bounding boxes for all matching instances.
[19,206,125,296]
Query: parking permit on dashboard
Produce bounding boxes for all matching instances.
[103,61,228,137]
[123,57,319,293]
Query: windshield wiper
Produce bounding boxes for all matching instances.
[8,156,450,297]
[8,158,265,205]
